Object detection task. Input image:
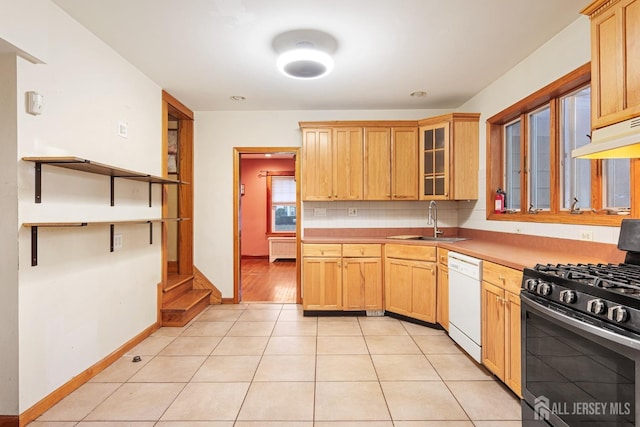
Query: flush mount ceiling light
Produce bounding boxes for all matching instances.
[272,29,338,80]
[277,44,334,79]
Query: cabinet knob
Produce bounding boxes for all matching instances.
[320,250,324,255]
[360,249,364,255]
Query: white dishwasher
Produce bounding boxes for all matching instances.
[448,251,482,363]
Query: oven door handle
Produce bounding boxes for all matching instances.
[522,294,640,351]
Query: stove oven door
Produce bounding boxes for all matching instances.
[521,292,639,427]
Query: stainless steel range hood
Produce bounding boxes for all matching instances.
[572,117,640,159]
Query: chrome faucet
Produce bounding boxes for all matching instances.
[427,200,444,238]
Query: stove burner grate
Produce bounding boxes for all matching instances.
[534,262,640,294]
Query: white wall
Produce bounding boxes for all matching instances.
[456,16,621,245]
[0,54,20,415]
[11,1,163,411]
[194,109,445,298]
[0,0,49,63]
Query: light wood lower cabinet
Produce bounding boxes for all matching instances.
[343,257,383,310]
[303,243,382,311]
[481,261,522,397]
[384,244,437,323]
[436,248,449,330]
[504,289,521,395]
[302,257,342,310]
[481,281,506,374]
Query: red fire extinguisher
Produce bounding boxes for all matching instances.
[494,188,506,214]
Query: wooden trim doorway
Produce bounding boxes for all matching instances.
[233,147,301,304]
[161,90,194,286]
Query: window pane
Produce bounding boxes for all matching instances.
[528,107,551,210]
[505,120,521,210]
[560,86,591,210]
[273,204,296,231]
[272,176,296,232]
[272,176,296,203]
[604,159,630,209]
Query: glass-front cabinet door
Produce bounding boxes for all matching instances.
[420,123,449,199]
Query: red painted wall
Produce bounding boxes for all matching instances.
[240,157,295,256]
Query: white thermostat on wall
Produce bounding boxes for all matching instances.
[26,91,44,115]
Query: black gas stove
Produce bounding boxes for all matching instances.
[523,262,640,334]
[522,219,640,335]
[521,220,640,427]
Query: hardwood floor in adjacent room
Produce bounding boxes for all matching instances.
[241,257,296,303]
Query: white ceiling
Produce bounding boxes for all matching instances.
[51,0,591,112]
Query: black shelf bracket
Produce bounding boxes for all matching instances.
[31,226,38,266]
[110,224,114,252]
[110,176,115,206]
[149,182,153,207]
[35,162,42,203]
[149,221,153,244]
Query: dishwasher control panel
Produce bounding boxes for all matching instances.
[448,251,482,281]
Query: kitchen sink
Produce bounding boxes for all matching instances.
[417,236,467,242]
[386,235,467,242]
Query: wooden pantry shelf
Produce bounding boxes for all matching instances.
[23,218,188,266]
[22,156,185,206]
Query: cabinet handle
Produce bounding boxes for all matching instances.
[360,249,365,255]
[320,250,325,255]
[498,275,505,282]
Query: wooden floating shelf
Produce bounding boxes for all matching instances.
[22,156,187,206]
[23,218,189,266]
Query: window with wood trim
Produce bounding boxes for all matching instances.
[486,63,638,226]
[266,172,296,235]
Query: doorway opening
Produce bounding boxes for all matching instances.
[233,148,301,304]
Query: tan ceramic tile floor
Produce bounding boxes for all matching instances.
[31,304,521,426]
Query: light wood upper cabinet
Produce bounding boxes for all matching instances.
[584,0,640,129]
[333,128,363,200]
[364,127,392,200]
[301,128,333,200]
[300,121,418,202]
[418,113,480,200]
[391,127,419,200]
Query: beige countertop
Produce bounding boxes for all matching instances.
[302,234,621,271]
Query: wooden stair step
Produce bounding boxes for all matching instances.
[164,274,193,293]
[161,289,211,327]
[163,274,195,305]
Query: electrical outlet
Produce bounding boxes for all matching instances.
[113,234,123,250]
[118,121,128,139]
[348,207,357,217]
[313,208,326,217]
[579,230,593,241]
